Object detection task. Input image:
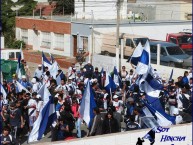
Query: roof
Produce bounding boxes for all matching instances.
[168,33,192,37]
[102,32,148,39]
[150,41,178,47]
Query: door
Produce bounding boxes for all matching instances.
[73,35,77,57]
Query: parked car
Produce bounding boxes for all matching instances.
[100,32,149,58]
[1,49,21,61]
[182,56,192,69]
[166,32,192,55]
[150,41,190,67]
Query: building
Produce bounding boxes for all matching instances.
[127,0,192,21]
[74,0,128,20]
[15,16,191,59]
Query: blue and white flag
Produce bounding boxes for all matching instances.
[56,71,65,85]
[139,69,163,97]
[79,81,96,127]
[28,88,56,143]
[128,42,143,66]
[0,83,7,100]
[16,53,22,79]
[37,83,53,103]
[143,128,156,142]
[113,66,122,87]
[104,70,117,93]
[143,100,176,126]
[49,61,59,79]
[49,53,55,64]
[42,52,52,70]
[168,69,173,82]
[20,43,24,59]
[135,41,151,75]
[16,81,31,94]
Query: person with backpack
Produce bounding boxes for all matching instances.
[1,126,19,145]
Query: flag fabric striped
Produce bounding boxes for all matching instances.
[0,83,7,100]
[28,87,56,143]
[42,52,52,70]
[79,81,96,127]
[113,66,122,87]
[56,71,65,85]
[104,70,117,93]
[16,81,31,94]
[142,100,176,126]
[16,53,22,79]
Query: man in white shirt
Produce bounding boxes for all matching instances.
[112,95,123,114]
[27,92,38,132]
[34,65,43,80]
[31,78,41,93]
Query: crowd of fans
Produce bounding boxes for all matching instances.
[0,60,192,145]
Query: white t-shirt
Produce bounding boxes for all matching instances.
[28,99,37,117]
[113,100,123,113]
[32,82,41,93]
[37,101,44,112]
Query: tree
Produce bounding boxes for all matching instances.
[2,0,37,47]
[53,0,74,15]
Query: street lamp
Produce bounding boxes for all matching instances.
[11,5,24,16]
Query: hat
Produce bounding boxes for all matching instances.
[69,76,73,80]
[36,94,41,99]
[31,78,36,84]
[38,64,42,67]
[173,108,179,115]
[22,75,26,79]
[12,74,16,77]
[113,95,119,99]
[127,97,134,102]
[88,61,91,64]
[162,77,166,81]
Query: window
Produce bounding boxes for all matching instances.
[54,34,64,50]
[126,39,134,47]
[169,37,177,44]
[41,32,51,48]
[9,52,14,59]
[80,36,88,51]
[166,46,184,55]
[161,47,167,56]
[16,52,20,58]
[150,45,157,53]
[21,29,28,43]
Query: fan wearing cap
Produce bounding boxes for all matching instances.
[93,67,101,84]
[34,64,43,80]
[36,94,43,118]
[83,61,94,79]
[112,94,123,114]
[31,77,41,93]
[27,92,38,132]
[19,75,32,89]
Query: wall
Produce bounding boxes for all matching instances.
[74,0,127,20]
[34,123,192,145]
[93,21,192,53]
[92,54,188,80]
[1,36,4,49]
[15,17,72,57]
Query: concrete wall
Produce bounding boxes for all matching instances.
[74,0,127,20]
[92,54,188,80]
[34,123,192,145]
[93,21,192,54]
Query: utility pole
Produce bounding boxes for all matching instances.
[116,0,121,72]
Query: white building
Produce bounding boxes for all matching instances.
[74,0,128,20]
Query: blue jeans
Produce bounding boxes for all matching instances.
[75,118,81,138]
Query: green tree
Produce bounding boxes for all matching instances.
[2,0,37,47]
[53,0,74,15]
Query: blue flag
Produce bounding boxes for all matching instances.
[28,88,56,143]
[142,100,176,126]
[79,81,96,127]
